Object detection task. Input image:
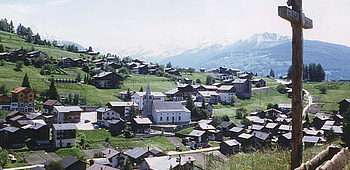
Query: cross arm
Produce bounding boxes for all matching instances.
[278,6,313,29]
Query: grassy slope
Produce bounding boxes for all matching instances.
[0,30,89,59]
[304,82,350,112]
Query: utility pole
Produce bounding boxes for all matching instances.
[278,0,313,169]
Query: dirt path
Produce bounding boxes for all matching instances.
[166,137,185,147]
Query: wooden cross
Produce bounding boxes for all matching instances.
[278,0,313,169]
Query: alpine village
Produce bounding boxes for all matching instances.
[0,4,350,170]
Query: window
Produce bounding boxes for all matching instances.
[179,116,181,121]
[167,117,169,121]
[29,95,32,97]
[160,117,163,121]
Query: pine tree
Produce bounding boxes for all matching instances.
[140,86,144,92]
[125,88,131,101]
[269,69,275,78]
[185,96,194,112]
[0,44,4,53]
[48,79,59,100]
[123,158,133,170]
[22,73,30,88]
[342,107,350,147]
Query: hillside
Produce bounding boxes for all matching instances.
[160,33,350,80]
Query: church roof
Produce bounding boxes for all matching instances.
[153,101,190,112]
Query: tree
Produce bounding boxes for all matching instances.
[47,79,59,100]
[34,56,45,68]
[15,61,24,71]
[267,103,274,109]
[205,76,215,85]
[276,84,287,94]
[46,160,65,170]
[166,61,172,68]
[230,96,236,105]
[0,149,9,167]
[342,107,350,147]
[128,105,138,119]
[9,20,14,33]
[212,116,222,128]
[326,127,337,141]
[123,158,133,170]
[222,115,230,122]
[236,108,246,119]
[82,63,90,73]
[188,67,195,74]
[0,44,4,53]
[125,88,131,102]
[196,79,201,84]
[93,152,104,158]
[319,84,327,94]
[76,73,82,82]
[269,69,275,78]
[118,67,130,78]
[241,118,253,126]
[0,84,8,95]
[139,86,144,92]
[22,73,30,88]
[88,46,93,52]
[185,96,194,112]
[287,65,292,79]
[73,94,80,105]
[201,98,206,110]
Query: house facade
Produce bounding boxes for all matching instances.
[10,87,35,112]
[96,107,120,127]
[93,72,123,89]
[131,89,165,112]
[52,124,77,148]
[217,85,237,104]
[196,91,220,105]
[106,102,138,119]
[232,79,251,99]
[53,106,83,124]
[0,94,11,110]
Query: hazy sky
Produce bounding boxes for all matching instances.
[1,0,350,50]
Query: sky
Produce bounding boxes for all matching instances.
[1,0,350,52]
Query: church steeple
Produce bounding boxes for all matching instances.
[146,83,151,95]
[143,83,153,117]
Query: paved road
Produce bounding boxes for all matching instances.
[168,146,220,155]
[4,164,44,170]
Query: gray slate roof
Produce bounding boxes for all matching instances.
[153,101,190,112]
[2,126,20,133]
[223,139,241,146]
[188,130,206,137]
[125,147,148,159]
[252,131,270,140]
[302,136,320,143]
[53,124,77,130]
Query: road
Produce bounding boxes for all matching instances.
[168,146,220,155]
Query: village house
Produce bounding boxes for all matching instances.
[106,101,138,119]
[237,133,257,149]
[43,99,63,114]
[102,148,127,168]
[141,155,196,170]
[0,94,11,110]
[9,48,27,62]
[177,84,193,99]
[196,91,220,105]
[151,101,191,124]
[165,89,184,101]
[232,79,251,99]
[252,79,266,87]
[93,72,123,89]
[229,126,245,139]
[52,123,77,148]
[1,126,25,148]
[279,132,291,148]
[45,155,87,170]
[217,85,237,104]
[72,58,84,67]
[313,115,330,129]
[187,129,209,148]
[106,119,125,136]
[338,99,350,114]
[125,147,150,168]
[278,104,292,113]
[131,117,152,133]
[252,131,272,147]
[221,121,236,136]
[106,56,119,63]
[5,110,23,122]
[79,105,99,112]
[302,136,322,147]
[131,91,165,111]
[26,122,50,149]
[96,107,119,127]
[194,102,213,117]
[10,87,35,113]
[220,139,241,155]
[87,163,119,170]
[116,90,135,101]
[60,57,73,67]
[53,106,83,123]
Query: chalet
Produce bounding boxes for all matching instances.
[278,125,292,134]
[59,155,87,170]
[0,118,6,128]
[96,107,119,127]
[131,117,152,133]
[229,126,244,139]
[106,101,138,118]
[302,136,321,147]
[188,130,208,147]
[87,51,100,56]
[217,85,237,104]
[107,119,125,136]
[72,58,83,67]
[165,89,183,101]
[212,82,222,87]
[141,155,196,170]
[201,85,218,91]
[332,114,344,126]
[60,57,73,67]
[116,90,135,101]
[207,129,223,141]
[263,122,279,135]
[152,101,191,124]
[43,99,62,114]
[196,91,220,105]
[52,123,77,148]
[252,79,266,87]
[89,158,110,167]
[93,72,123,89]
[10,87,35,113]
[27,122,50,149]
[149,149,167,157]
[196,122,216,131]
[263,108,282,120]
[1,126,25,148]
[279,132,291,148]
[106,56,119,63]
[108,62,122,69]
[102,148,127,168]
[53,106,83,123]
[79,105,99,112]
[338,99,350,114]
[220,139,241,154]
[221,121,235,136]
[125,147,150,166]
[200,68,205,73]
[313,115,330,129]
[237,133,257,149]
[166,68,181,76]
[0,94,11,110]
[215,73,232,80]
[238,74,252,80]
[87,163,119,170]
[194,102,213,117]
[5,110,23,122]
[252,131,272,147]
[232,79,251,99]
[132,58,144,64]
[251,124,264,131]
[131,91,165,111]
[253,118,266,125]
[321,125,343,135]
[9,48,27,62]
[303,128,323,137]
[177,84,193,99]
[278,104,292,113]
[184,78,192,84]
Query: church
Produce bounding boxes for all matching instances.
[143,84,191,124]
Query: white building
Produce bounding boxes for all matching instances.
[217,85,237,104]
[131,91,165,111]
[151,101,191,124]
[53,106,83,124]
[96,107,120,128]
[52,123,77,148]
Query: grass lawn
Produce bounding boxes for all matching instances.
[0,110,10,119]
[78,129,176,152]
[212,91,291,124]
[176,127,195,135]
[55,147,88,160]
[304,82,350,112]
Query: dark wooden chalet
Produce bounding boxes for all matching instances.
[252,79,266,87]
[108,62,122,69]
[252,131,272,147]
[188,130,209,147]
[278,132,291,148]
[106,119,125,136]
[0,94,11,110]
[313,115,330,129]
[237,133,257,149]
[93,72,123,89]
[43,99,62,114]
[2,126,25,148]
[338,99,350,114]
[220,139,241,155]
[177,84,193,99]
[125,147,149,166]
[229,126,244,139]
[131,117,152,133]
[221,121,235,136]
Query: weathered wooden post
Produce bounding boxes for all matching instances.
[278,0,313,169]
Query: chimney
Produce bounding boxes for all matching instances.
[109,149,111,154]
[148,147,149,151]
